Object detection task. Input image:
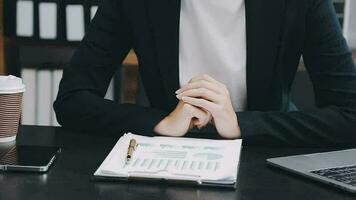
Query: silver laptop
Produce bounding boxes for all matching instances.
[267,149,356,193]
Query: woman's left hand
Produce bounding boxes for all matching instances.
[176,74,241,139]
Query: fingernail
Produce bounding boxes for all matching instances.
[175,89,181,94]
[176,94,181,99]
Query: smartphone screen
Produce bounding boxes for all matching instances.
[0,146,60,167]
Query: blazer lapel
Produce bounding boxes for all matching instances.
[245,0,286,111]
[145,0,181,109]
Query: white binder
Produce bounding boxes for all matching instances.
[16,0,34,37]
[66,5,85,41]
[39,2,57,39]
[104,79,114,100]
[91,6,98,20]
[344,0,356,48]
[51,70,63,126]
[21,69,37,125]
[37,70,52,126]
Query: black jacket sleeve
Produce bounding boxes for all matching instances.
[238,0,356,147]
[54,0,168,136]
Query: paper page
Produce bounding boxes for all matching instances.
[39,2,57,39]
[97,133,241,183]
[66,5,85,41]
[95,135,129,177]
[16,1,34,37]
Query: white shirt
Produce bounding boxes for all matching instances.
[179,0,247,111]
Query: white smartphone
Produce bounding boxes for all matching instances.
[0,145,61,172]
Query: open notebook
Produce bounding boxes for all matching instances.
[94,133,242,188]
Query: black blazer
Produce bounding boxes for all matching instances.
[54,0,356,146]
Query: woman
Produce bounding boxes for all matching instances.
[54,0,356,146]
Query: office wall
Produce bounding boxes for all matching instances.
[344,0,356,49]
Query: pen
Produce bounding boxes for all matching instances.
[126,139,137,163]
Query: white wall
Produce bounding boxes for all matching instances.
[344,0,356,49]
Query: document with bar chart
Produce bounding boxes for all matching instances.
[94,133,242,188]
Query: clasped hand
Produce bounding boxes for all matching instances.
[154,74,241,139]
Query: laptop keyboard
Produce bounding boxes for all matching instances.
[310,165,356,186]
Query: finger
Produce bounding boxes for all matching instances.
[192,118,204,129]
[193,108,212,127]
[182,96,217,115]
[189,120,195,130]
[191,75,229,95]
[194,116,209,129]
[194,110,212,128]
[176,88,221,103]
[206,111,213,124]
[189,105,209,126]
[176,80,221,94]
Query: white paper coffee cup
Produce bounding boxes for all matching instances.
[0,75,25,143]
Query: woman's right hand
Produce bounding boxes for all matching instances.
[154,101,210,137]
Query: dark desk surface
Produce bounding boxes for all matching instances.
[0,126,355,200]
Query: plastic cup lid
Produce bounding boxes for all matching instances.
[0,75,26,94]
